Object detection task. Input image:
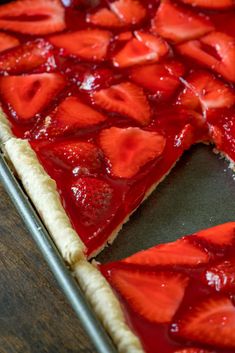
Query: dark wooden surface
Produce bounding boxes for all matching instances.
[0,182,95,353]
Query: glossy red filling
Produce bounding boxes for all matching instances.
[100,223,235,353]
[0,0,235,257]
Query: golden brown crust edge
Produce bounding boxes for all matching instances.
[4,137,86,264]
[73,260,144,353]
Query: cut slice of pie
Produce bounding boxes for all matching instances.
[73,222,235,353]
[0,0,235,262]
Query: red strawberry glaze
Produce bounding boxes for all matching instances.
[100,223,235,353]
[0,0,235,257]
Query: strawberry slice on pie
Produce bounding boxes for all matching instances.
[33,96,107,138]
[110,0,146,25]
[99,127,166,178]
[92,82,151,125]
[0,39,55,75]
[152,0,214,43]
[122,238,209,266]
[0,73,65,121]
[50,30,112,61]
[196,222,235,246]
[70,177,118,228]
[110,269,189,323]
[0,0,65,35]
[176,70,235,113]
[173,297,235,348]
[112,31,169,68]
[130,60,185,99]
[177,32,235,82]
[38,140,102,174]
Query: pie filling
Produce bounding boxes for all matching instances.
[0,0,235,258]
[100,222,235,353]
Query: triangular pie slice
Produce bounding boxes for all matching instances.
[99,222,235,352]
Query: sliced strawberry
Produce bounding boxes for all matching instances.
[54,95,106,126]
[177,71,235,112]
[0,32,19,53]
[174,297,235,348]
[174,349,212,353]
[110,269,188,323]
[37,96,107,137]
[196,222,235,246]
[202,32,235,82]
[177,32,235,82]
[110,0,146,25]
[203,259,235,292]
[71,177,115,226]
[44,141,102,173]
[179,0,234,9]
[0,73,65,121]
[130,61,185,99]
[113,31,169,68]
[92,82,151,125]
[0,39,54,74]
[50,30,112,61]
[177,39,215,74]
[123,238,209,266]
[135,31,169,58]
[99,127,166,178]
[86,8,122,27]
[152,0,214,43]
[0,0,65,35]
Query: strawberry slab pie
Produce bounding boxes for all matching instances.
[0,0,235,352]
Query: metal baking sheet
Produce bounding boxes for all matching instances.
[0,150,117,353]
